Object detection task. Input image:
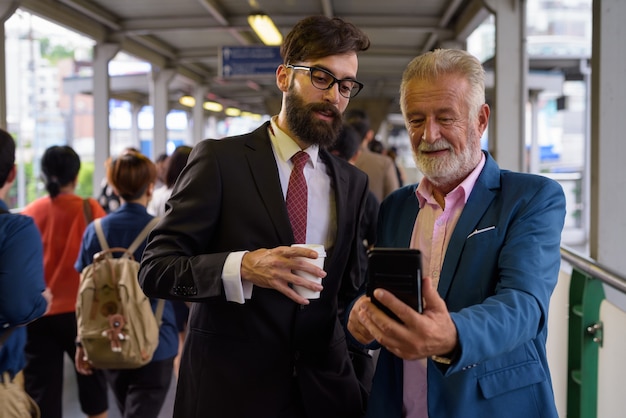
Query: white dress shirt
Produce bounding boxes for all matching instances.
[222,117,336,303]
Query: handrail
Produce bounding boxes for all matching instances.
[561,245,626,294]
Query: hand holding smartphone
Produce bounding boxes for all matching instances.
[365,248,423,322]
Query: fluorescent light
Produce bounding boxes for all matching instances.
[179,95,196,107]
[225,107,241,117]
[241,111,262,120]
[203,101,223,112]
[248,12,283,46]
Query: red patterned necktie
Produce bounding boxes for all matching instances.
[286,151,309,244]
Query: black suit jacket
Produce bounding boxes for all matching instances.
[139,122,369,418]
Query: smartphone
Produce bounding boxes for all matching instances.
[366,248,423,322]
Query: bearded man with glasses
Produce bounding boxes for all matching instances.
[140,15,372,418]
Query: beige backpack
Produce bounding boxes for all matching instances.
[76,218,164,369]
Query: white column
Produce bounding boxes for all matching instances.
[130,101,142,149]
[192,85,208,144]
[484,0,526,172]
[92,42,119,196]
[150,67,175,159]
[589,0,626,270]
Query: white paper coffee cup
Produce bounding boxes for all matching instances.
[291,244,326,299]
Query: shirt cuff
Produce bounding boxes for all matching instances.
[222,251,251,304]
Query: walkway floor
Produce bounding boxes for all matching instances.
[62,356,176,417]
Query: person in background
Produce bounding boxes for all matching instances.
[385,146,406,187]
[147,145,192,218]
[347,49,565,418]
[347,111,399,203]
[0,129,51,418]
[329,123,379,288]
[368,138,384,154]
[139,15,371,418]
[98,147,140,213]
[21,145,108,418]
[75,151,178,418]
[146,144,193,378]
[329,123,379,396]
[154,153,170,190]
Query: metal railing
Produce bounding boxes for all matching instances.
[561,245,626,293]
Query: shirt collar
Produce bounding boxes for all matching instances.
[269,117,320,168]
[416,152,486,208]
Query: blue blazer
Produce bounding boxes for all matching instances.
[364,152,565,418]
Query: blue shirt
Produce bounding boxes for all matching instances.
[75,203,178,361]
[0,200,48,377]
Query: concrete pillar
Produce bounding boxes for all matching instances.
[484,0,526,172]
[150,67,176,159]
[0,1,18,129]
[192,85,208,144]
[528,90,540,173]
[589,0,626,271]
[92,42,119,196]
[130,101,142,149]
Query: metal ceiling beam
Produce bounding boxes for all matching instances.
[20,0,109,41]
[58,0,121,30]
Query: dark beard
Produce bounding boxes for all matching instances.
[285,91,343,149]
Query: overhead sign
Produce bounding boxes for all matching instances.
[220,46,282,77]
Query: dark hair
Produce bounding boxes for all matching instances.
[41,145,81,198]
[0,129,16,188]
[330,124,362,161]
[281,16,370,64]
[107,151,156,201]
[368,139,384,154]
[156,153,169,164]
[344,108,369,124]
[348,118,370,140]
[165,145,192,188]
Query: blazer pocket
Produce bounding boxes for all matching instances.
[478,360,547,399]
[466,225,496,239]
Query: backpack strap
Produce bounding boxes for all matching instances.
[82,198,93,224]
[154,299,166,327]
[94,217,158,255]
[94,218,110,251]
[127,217,160,255]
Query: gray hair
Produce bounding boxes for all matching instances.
[399,49,486,119]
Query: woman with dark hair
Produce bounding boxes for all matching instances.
[21,145,108,418]
[147,145,192,217]
[75,150,178,418]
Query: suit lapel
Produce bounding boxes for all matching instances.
[244,123,294,244]
[397,190,420,247]
[438,153,500,298]
[320,149,348,264]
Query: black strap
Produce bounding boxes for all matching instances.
[82,199,93,223]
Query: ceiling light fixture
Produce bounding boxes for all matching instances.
[179,95,196,107]
[203,101,224,112]
[225,107,242,117]
[248,12,283,46]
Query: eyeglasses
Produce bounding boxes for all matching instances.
[285,64,364,99]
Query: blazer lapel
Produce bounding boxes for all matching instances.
[320,149,348,264]
[244,122,294,244]
[397,189,420,247]
[438,153,500,298]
